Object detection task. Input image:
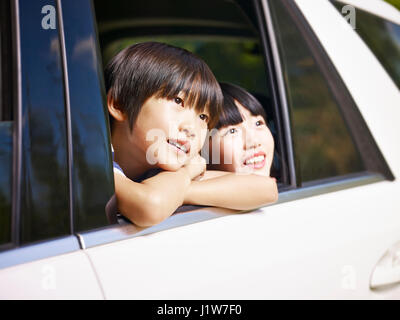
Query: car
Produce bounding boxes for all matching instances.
[0,0,399,299]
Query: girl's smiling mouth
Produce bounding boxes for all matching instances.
[243,151,266,169]
[167,138,191,154]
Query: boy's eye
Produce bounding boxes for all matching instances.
[199,114,209,122]
[255,120,265,126]
[224,127,238,136]
[174,97,184,107]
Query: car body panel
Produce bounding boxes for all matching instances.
[0,249,103,299]
[84,179,398,299]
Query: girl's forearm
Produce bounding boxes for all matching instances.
[184,173,278,210]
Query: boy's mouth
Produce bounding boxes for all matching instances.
[167,138,191,154]
[243,152,266,169]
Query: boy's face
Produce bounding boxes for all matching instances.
[131,94,210,171]
[209,101,274,176]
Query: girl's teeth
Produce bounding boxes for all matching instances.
[245,155,265,165]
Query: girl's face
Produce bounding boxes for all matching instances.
[210,101,274,176]
[131,94,210,171]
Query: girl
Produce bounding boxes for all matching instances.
[205,82,275,177]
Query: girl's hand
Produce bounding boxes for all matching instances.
[182,154,206,180]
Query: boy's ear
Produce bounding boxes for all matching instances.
[107,94,127,122]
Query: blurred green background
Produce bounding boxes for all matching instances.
[385,0,400,11]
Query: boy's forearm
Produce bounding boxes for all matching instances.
[115,169,191,227]
[184,173,278,210]
[141,168,191,219]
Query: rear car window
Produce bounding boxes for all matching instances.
[270,0,365,183]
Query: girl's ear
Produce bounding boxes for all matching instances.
[107,94,126,122]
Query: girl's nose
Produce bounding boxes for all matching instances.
[243,128,259,150]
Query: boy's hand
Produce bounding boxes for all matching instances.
[182,154,206,180]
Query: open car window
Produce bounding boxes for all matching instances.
[94,0,288,186]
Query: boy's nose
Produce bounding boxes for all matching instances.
[179,110,197,138]
[179,124,195,139]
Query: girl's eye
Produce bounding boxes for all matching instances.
[199,114,209,122]
[255,120,265,126]
[174,97,184,107]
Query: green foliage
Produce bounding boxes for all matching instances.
[384,0,400,11]
[103,36,269,95]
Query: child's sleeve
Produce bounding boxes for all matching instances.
[113,161,126,176]
[111,147,126,177]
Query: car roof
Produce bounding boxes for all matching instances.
[334,0,400,25]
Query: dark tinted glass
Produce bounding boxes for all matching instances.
[0,0,13,122]
[19,0,70,243]
[61,0,114,231]
[270,0,365,183]
[0,122,12,247]
[334,1,400,89]
[0,0,13,249]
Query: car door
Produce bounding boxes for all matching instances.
[74,0,400,299]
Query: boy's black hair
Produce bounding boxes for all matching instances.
[105,41,223,129]
[216,82,267,129]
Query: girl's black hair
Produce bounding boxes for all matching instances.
[105,41,223,129]
[216,82,267,129]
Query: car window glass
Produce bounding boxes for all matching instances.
[0,0,13,249]
[334,1,400,89]
[19,0,70,243]
[0,123,12,248]
[61,0,115,232]
[270,0,365,183]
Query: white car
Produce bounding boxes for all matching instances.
[0,0,399,299]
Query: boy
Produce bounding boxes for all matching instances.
[106,42,277,227]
